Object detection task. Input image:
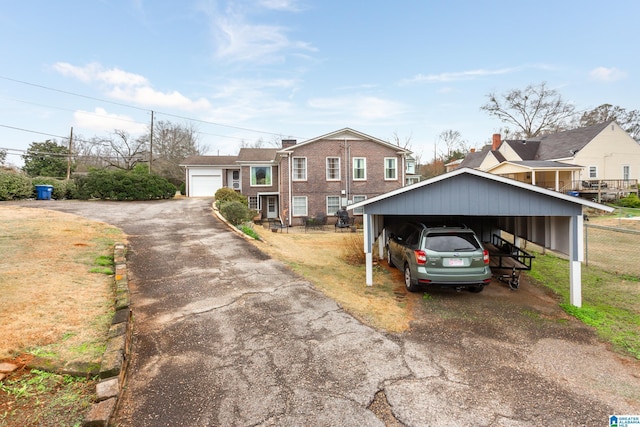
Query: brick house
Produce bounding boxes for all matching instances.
[181,128,415,226]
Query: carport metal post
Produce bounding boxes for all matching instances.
[364,213,374,286]
[569,213,584,307]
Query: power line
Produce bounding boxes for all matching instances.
[0,124,68,139]
[0,75,309,140]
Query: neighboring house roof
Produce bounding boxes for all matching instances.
[534,121,612,160]
[236,148,279,163]
[502,139,541,160]
[485,160,584,173]
[279,127,413,155]
[459,145,505,168]
[180,155,238,166]
[460,121,616,169]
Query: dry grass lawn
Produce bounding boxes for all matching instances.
[249,225,417,333]
[0,206,125,367]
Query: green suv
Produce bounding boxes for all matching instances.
[386,223,492,293]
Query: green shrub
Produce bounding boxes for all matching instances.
[214,187,247,207]
[617,193,640,208]
[220,201,253,226]
[0,169,33,200]
[74,168,176,200]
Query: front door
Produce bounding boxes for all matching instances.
[266,196,278,219]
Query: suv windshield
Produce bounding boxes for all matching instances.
[425,233,479,252]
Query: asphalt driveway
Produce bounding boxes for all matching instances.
[12,198,640,426]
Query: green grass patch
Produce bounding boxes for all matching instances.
[527,250,640,359]
[0,369,96,426]
[89,266,114,275]
[239,224,261,240]
[94,255,113,266]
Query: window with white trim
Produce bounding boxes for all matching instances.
[623,165,630,181]
[352,195,366,215]
[292,196,308,216]
[292,157,307,181]
[588,166,598,178]
[250,166,272,186]
[353,157,366,180]
[327,196,340,216]
[248,196,258,210]
[384,157,397,180]
[326,157,340,181]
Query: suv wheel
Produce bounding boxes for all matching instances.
[404,264,418,292]
[386,246,394,267]
[468,285,484,293]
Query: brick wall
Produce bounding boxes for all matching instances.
[280,138,405,225]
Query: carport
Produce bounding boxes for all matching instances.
[348,168,614,307]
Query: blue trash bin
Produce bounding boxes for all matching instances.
[35,185,53,200]
[567,191,579,197]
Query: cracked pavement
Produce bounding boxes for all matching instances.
[14,198,640,426]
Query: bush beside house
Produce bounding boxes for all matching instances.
[0,167,176,201]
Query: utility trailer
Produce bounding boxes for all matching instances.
[484,234,535,290]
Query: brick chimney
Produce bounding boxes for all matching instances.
[281,139,297,148]
[470,148,476,153]
[492,134,501,151]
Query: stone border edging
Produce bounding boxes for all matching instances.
[83,242,132,427]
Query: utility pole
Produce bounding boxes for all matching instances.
[66,127,73,180]
[149,110,154,173]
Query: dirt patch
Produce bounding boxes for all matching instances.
[0,206,125,362]
[0,206,125,426]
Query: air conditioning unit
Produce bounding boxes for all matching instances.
[232,182,240,190]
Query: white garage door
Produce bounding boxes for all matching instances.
[191,174,222,197]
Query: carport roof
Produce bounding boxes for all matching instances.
[348,167,614,216]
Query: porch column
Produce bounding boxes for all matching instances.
[531,170,536,185]
[555,170,560,191]
[569,213,584,307]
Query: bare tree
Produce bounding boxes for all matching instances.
[481,82,576,138]
[578,104,640,141]
[437,129,469,161]
[147,121,206,185]
[103,130,148,170]
[390,131,413,149]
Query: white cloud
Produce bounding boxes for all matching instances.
[213,18,315,63]
[258,0,303,11]
[308,96,406,121]
[204,1,315,64]
[401,67,521,85]
[53,62,211,111]
[73,107,147,134]
[589,67,627,82]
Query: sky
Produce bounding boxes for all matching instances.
[1,0,639,167]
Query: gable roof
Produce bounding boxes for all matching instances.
[502,139,541,160]
[348,167,614,214]
[535,121,612,160]
[460,121,615,169]
[459,145,491,168]
[279,127,412,154]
